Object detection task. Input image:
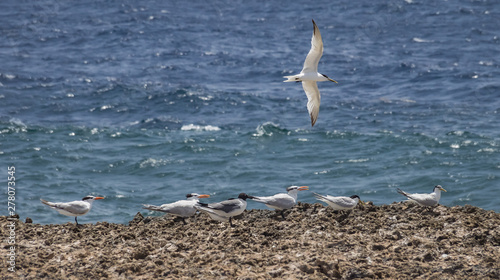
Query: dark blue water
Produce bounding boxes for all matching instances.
[1,0,499,224]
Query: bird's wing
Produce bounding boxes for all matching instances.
[302,81,321,126]
[251,194,281,204]
[313,193,355,209]
[301,20,323,73]
[56,201,89,215]
[406,193,438,206]
[326,196,356,208]
[198,199,242,216]
[143,200,196,217]
[251,194,294,209]
[215,200,242,213]
[143,204,164,211]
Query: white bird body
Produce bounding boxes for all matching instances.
[40,196,104,225]
[313,192,363,210]
[251,193,296,210]
[397,185,447,206]
[288,72,332,82]
[250,186,309,210]
[195,193,250,226]
[143,193,210,218]
[284,19,337,127]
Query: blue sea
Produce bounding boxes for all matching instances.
[1,0,499,224]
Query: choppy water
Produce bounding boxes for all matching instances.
[1,0,499,224]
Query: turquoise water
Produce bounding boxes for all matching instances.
[1,0,499,224]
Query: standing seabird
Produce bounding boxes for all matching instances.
[313,192,364,210]
[195,193,250,227]
[249,186,309,219]
[40,195,104,225]
[142,193,210,224]
[397,185,447,206]
[284,19,338,126]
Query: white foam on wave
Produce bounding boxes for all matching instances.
[10,118,27,127]
[181,124,221,131]
[347,158,370,163]
[412,37,433,43]
[477,148,496,153]
[450,144,460,149]
[252,122,286,137]
[139,158,169,168]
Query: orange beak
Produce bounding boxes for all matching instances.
[94,197,105,200]
[197,194,210,198]
[298,186,309,191]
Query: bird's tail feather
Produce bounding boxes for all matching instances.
[249,196,267,204]
[397,188,409,198]
[195,205,218,216]
[40,199,53,206]
[142,204,163,212]
[194,202,211,213]
[312,192,328,202]
[283,75,300,82]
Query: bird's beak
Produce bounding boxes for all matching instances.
[328,78,338,84]
[359,200,365,205]
[94,197,105,200]
[298,186,309,191]
[440,187,447,192]
[198,194,210,198]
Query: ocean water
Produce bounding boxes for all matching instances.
[1,0,499,224]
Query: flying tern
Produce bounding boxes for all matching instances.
[249,186,309,219]
[143,193,210,224]
[313,192,364,210]
[195,193,250,227]
[40,195,104,225]
[284,19,338,127]
[397,185,447,206]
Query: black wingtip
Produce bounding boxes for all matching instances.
[311,115,316,127]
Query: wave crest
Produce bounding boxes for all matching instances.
[252,122,289,137]
[181,124,221,131]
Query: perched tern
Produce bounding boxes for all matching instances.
[142,193,210,224]
[397,185,447,206]
[284,19,338,127]
[313,192,364,210]
[249,186,309,219]
[195,193,250,227]
[40,196,104,225]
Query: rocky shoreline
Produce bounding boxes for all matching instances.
[2,202,499,279]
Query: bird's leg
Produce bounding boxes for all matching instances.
[75,217,81,226]
[425,206,436,215]
[182,218,187,225]
[346,210,352,217]
[281,210,286,220]
[229,217,234,227]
